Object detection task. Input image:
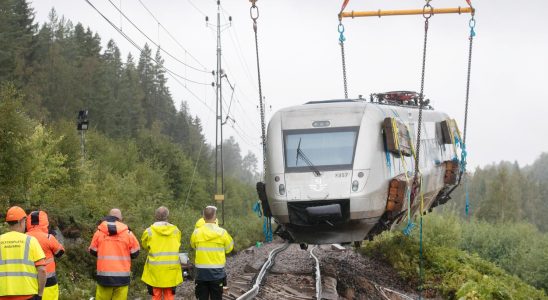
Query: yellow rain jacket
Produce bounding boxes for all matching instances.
[190,223,233,281]
[194,217,218,229]
[141,222,183,288]
[0,231,46,296]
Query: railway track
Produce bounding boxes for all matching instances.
[224,243,325,300]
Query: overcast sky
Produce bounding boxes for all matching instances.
[30,0,548,170]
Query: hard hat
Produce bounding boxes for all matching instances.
[6,206,26,222]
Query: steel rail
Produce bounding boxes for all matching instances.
[310,246,322,299]
[236,242,290,300]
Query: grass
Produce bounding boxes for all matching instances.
[360,215,548,300]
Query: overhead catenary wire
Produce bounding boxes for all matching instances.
[186,0,208,17]
[138,0,209,71]
[84,0,216,114]
[106,0,210,74]
[221,5,260,93]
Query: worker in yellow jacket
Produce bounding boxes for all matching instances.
[190,206,233,300]
[141,206,182,300]
[0,206,47,300]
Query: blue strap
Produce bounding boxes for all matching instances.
[253,201,262,217]
[263,217,273,242]
[254,201,273,242]
[465,177,470,217]
[403,222,416,236]
[403,180,416,236]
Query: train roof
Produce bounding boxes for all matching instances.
[279,98,434,112]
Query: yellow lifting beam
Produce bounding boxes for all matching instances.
[340,7,474,18]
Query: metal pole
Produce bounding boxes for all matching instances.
[218,1,224,201]
[80,130,85,165]
[214,1,220,199]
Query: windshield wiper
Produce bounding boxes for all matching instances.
[296,138,321,176]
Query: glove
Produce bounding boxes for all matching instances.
[31,295,42,300]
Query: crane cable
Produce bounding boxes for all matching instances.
[249,0,267,177]
[249,0,273,241]
[441,0,476,215]
[338,0,350,99]
[461,1,475,217]
[411,1,434,299]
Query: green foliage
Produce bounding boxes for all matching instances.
[448,155,548,232]
[362,213,548,299]
[0,2,262,297]
[0,82,35,204]
[461,219,548,291]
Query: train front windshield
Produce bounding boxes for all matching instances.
[284,127,359,172]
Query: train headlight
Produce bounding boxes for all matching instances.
[352,180,359,192]
[279,184,286,195]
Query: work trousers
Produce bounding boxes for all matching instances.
[195,280,223,300]
[95,284,129,300]
[146,285,176,300]
[43,283,59,300]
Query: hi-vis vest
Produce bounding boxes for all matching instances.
[88,218,140,286]
[190,223,233,281]
[141,222,183,288]
[0,231,45,296]
[26,210,65,287]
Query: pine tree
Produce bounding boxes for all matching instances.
[116,53,145,137]
[0,0,37,83]
[137,44,155,128]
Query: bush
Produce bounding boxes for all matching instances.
[361,214,548,299]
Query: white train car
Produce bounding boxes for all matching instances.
[258,94,461,244]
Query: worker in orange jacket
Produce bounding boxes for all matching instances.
[88,209,140,300]
[26,211,65,300]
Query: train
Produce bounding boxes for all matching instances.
[256,91,463,245]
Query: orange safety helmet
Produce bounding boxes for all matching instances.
[6,206,26,222]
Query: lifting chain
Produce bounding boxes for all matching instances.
[338,19,349,99]
[462,6,475,157]
[413,0,433,179]
[249,0,267,176]
[462,2,475,216]
[415,3,433,299]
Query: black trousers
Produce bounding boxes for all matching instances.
[195,279,223,300]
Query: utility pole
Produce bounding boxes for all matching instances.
[77,110,89,165]
[208,0,231,224]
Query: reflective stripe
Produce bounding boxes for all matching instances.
[44,258,55,264]
[98,256,130,261]
[47,272,57,278]
[147,260,180,265]
[96,271,131,276]
[89,246,98,251]
[0,259,35,266]
[0,271,38,278]
[147,228,152,237]
[148,252,179,257]
[225,241,234,251]
[194,264,225,269]
[24,236,31,260]
[130,248,139,254]
[196,247,225,252]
